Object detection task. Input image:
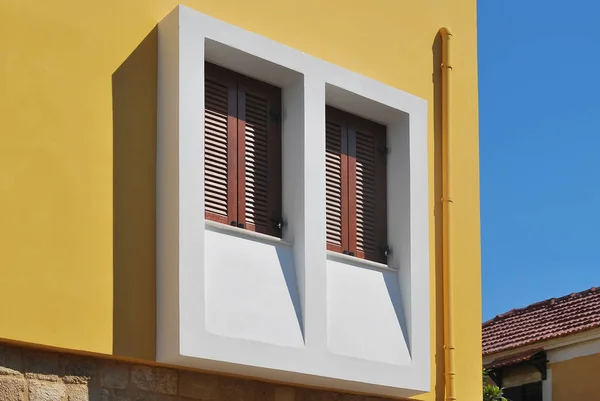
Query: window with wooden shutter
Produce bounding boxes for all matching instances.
[325,106,387,263]
[204,63,282,238]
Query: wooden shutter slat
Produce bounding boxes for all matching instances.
[204,78,232,224]
[245,105,268,123]
[204,177,228,190]
[204,125,229,140]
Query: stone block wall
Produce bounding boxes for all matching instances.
[0,342,392,401]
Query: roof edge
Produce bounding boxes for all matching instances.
[483,286,600,327]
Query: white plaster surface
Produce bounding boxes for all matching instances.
[326,258,410,365]
[205,229,304,348]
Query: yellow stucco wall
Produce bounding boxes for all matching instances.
[0,0,480,399]
[550,353,600,401]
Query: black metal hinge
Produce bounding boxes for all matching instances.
[378,145,389,156]
[269,110,281,124]
[381,245,391,259]
[230,221,245,229]
[272,217,285,230]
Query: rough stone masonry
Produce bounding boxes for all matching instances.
[0,342,392,401]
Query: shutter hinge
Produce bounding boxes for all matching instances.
[269,110,281,124]
[231,221,245,229]
[381,245,391,259]
[272,217,285,230]
[378,146,389,156]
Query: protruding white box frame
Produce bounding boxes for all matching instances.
[157,5,430,398]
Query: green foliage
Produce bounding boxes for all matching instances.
[482,369,508,401]
[483,384,507,401]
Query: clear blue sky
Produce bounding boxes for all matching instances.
[478,0,600,321]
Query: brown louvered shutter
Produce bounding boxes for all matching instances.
[325,118,348,253]
[237,78,282,237]
[350,127,387,263]
[325,106,387,263]
[204,65,237,225]
[204,63,282,237]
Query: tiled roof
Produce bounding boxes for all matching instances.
[482,287,600,356]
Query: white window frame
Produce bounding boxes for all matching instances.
[156,5,430,398]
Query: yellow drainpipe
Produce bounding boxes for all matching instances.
[439,27,456,401]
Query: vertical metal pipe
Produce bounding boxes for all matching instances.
[439,26,456,401]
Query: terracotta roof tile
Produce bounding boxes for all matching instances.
[482,287,600,355]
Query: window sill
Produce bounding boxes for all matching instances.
[326,251,398,271]
[205,220,292,247]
